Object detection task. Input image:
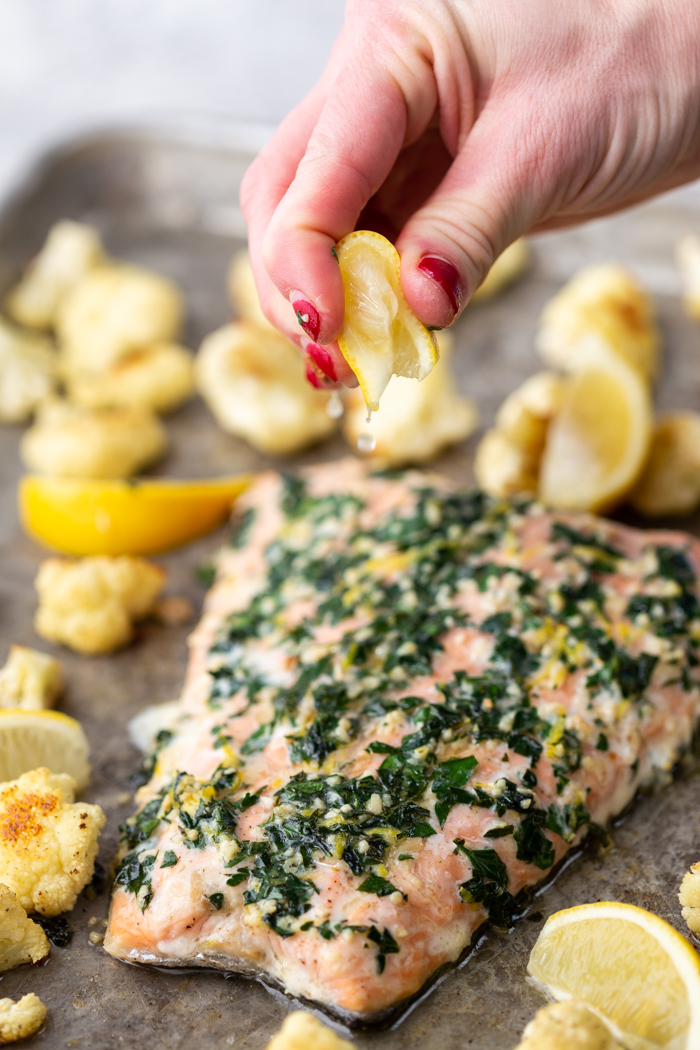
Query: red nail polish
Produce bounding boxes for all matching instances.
[306,343,337,382]
[305,361,324,389]
[417,257,463,317]
[293,299,320,342]
[304,359,339,390]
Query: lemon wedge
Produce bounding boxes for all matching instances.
[528,902,700,1050]
[0,710,90,791]
[19,473,252,557]
[335,230,438,412]
[538,345,652,512]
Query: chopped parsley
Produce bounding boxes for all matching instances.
[118,471,700,976]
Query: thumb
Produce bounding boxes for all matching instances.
[396,105,555,328]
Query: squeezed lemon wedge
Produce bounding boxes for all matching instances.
[528,902,700,1050]
[538,344,652,512]
[0,709,90,790]
[335,231,438,412]
[19,473,252,556]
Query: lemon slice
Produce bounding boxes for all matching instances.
[0,710,90,791]
[19,473,252,557]
[528,902,700,1050]
[335,230,438,411]
[538,345,652,512]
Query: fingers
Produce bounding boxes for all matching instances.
[303,338,357,387]
[241,88,358,386]
[397,102,558,328]
[241,86,327,345]
[240,23,352,340]
[261,52,433,344]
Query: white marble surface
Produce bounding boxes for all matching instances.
[0,0,345,198]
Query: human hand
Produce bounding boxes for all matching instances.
[241,0,700,385]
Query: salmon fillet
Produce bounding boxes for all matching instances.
[105,459,700,1020]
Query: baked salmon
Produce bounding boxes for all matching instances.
[105,460,700,1020]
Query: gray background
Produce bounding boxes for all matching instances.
[0,0,345,198]
[2,0,699,208]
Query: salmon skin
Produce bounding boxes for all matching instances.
[105,459,700,1020]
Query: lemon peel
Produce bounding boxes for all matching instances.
[19,473,251,556]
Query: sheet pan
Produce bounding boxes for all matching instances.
[0,124,699,1049]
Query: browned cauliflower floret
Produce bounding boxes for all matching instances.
[0,647,63,711]
[265,1011,354,1050]
[343,331,478,465]
[535,264,659,380]
[471,239,529,304]
[20,399,167,478]
[679,860,700,934]
[57,262,184,373]
[0,768,105,915]
[34,555,166,655]
[227,250,277,331]
[630,412,700,517]
[0,994,46,1043]
[0,884,49,970]
[4,220,104,331]
[0,317,57,423]
[64,342,194,414]
[195,321,336,455]
[474,371,565,496]
[515,1000,618,1050]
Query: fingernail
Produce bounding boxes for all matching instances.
[417,257,463,318]
[290,292,320,342]
[305,358,339,390]
[306,343,337,382]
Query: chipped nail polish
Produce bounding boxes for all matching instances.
[304,358,339,390]
[292,298,320,342]
[306,343,337,382]
[305,361,325,389]
[417,257,463,318]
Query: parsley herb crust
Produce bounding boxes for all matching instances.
[115,469,700,980]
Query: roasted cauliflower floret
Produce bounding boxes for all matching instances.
[515,1000,618,1050]
[536,264,660,380]
[474,371,565,496]
[474,428,538,497]
[343,331,478,465]
[265,1011,354,1050]
[0,317,57,423]
[630,412,700,517]
[676,234,700,321]
[227,249,277,331]
[0,994,46,1043]
[57,262,184,373]
[471,239,529,304]
[4,220,104,331]
[20,399,167,479]
[679,860,700,934]
[195,321,336,455]
[64,342,194,414]
[34,555,165,655]
[0,647,62,711]
[0,768,105,915]
[0,884,49,970]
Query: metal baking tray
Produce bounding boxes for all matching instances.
[1,124,699,1050]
